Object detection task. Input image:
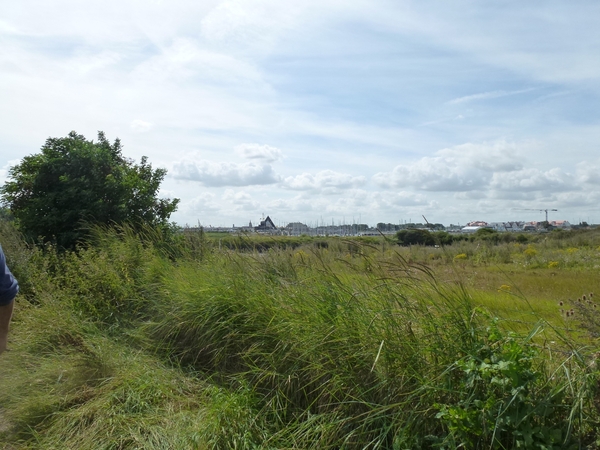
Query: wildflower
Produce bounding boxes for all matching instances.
[498,284,511,292]
[559,301,564,306]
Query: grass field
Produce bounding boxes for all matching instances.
[1,224,600,449]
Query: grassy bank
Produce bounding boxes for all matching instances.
[1,224,599,448]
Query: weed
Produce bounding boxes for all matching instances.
[435,318,567,449]
[1,225,600,448]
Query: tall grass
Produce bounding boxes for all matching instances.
[0,224,599,448]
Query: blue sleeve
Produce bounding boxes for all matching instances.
[0,245,18,306]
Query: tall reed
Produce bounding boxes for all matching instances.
[0,224,598,449]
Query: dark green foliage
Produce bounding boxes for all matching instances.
[314,239,329,249]
[0,131,179,249]
[436,319,568,449]
[216,234,303,252]
[474,227,497,237]
[433,231,454,246]
[0,206,13,222]
[472,227,501,244]
[376,222,401,232]
[396,228,436,246]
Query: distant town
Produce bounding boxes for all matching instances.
[185,215,592,237]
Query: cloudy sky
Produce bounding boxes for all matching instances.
[2,0,600,227]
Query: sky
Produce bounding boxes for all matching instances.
[2,0,600,228]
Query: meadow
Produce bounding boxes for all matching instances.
[1,223,600,449]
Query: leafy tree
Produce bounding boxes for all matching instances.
[1,131,179,248]
[515,234,529,243]
[0,207,13,222]
[376,223,402,232]
[396,229,435,246]
[473,227,496,236]
[472,227,500,244]
[539,220,551,230]
[432,231,453,246]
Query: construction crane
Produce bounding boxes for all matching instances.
[515,208,558,222]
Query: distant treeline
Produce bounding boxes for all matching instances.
[186,226,582,252]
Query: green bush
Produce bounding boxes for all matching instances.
[1,132,178,249]
[435,318,568,449]
[433,231,454,246]
[396,228,436,246]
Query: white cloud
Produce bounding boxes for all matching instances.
[373,160,485,192]
[447,88,536,105]
[130,119,153,132]
[283,170,366,192]
[222,189,260,210]
[368,2,600,84]
[0,159,21,185]
[373,141,530,192]
[258,189,432,223]
[235,143,282,162]
[3,0,600,227]
[130,38,265,87]
[264,196,319,214]
[72,50,122,75]
[455,190,488,200]
[178,193,221,224]
[576,160,600,186]
[0,19,20,35]
[382,191,431,207]
[436,141,526,172]
[171,159,280,186]
[490,168,572,192]
[553,191,600,209]
[200,0,310,50]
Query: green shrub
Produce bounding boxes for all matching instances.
[435,318,568,449]
[396,229,436,246]
[434,231,454,246]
